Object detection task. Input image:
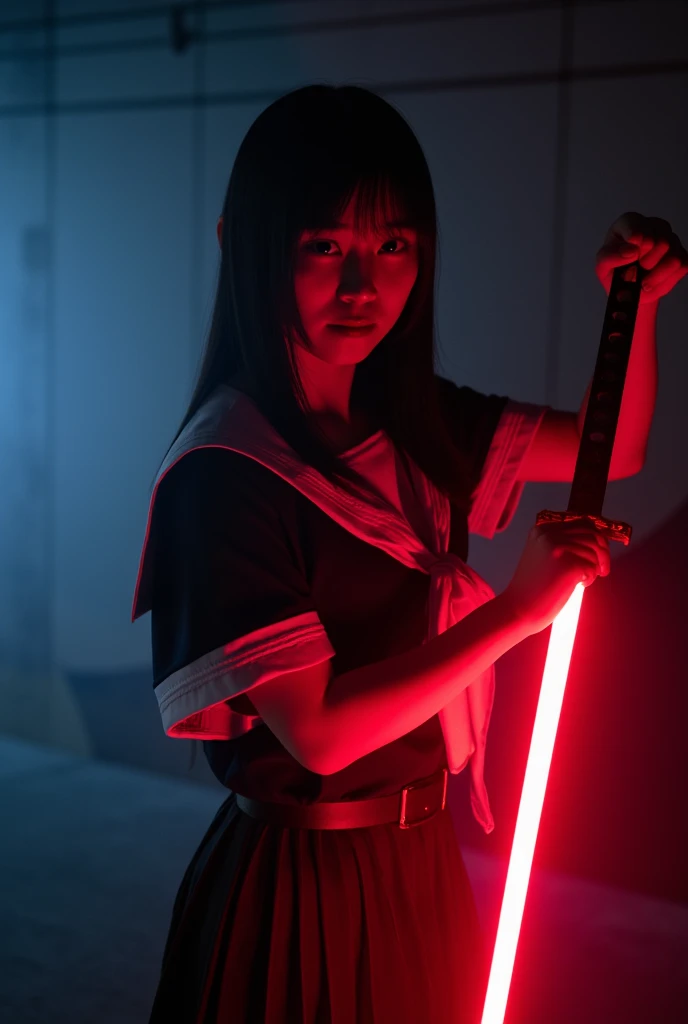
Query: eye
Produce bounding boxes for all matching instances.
[380,236,409,254]
[305,239,338,256]
[303,236,410,256]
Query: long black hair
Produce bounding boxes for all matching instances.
[159,82,472,501]
[164,84,474,772]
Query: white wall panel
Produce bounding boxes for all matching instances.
[53,109,194,669]
[401,87,558,401]
[573,0,688,68]
[0,0,44,17]
[0,14,46,110]
[56,13,196,105]
[205,2,561,95]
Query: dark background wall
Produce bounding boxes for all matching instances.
[0,0,686,905]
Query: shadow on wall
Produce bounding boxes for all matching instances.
[0,661,220,790]
[0,664,93,759]
[451,496,688,905]
[65,668,221,789]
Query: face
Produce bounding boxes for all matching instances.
[290,192,419,366]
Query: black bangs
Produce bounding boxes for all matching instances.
[304,171,420,243]
[282,88,433,243]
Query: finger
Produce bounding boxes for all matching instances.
[642,254,684,290]
[553,542,607,574]
[551,533,611,574]
[619,232,656,259]
[638,238,671,270]
[596,243,639,276]
[595,543,611,575]
[641,252,688,299]
[582,543,609,575]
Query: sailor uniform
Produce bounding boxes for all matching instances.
[135,376,546,1023]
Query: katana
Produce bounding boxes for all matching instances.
[480,260,644,1024]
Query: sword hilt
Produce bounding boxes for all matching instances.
[535,509,632,546]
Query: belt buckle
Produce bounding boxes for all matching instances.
[398,768,448,829]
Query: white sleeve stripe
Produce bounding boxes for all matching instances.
[154,609,335,740]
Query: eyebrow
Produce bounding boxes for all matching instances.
[305,219,414,233]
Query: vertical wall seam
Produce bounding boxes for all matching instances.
[190,1,206,391]
[45,0,56,671]
[544,0,574,407]
[188,1,207,774]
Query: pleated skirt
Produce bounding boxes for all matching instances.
[148,791,486,1024]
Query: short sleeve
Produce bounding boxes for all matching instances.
[437,376,549,539]
[150,447,335,740]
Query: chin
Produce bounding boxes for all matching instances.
[312,328,388,365]
[319,346,380,367]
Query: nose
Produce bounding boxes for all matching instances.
[336,250,377,304]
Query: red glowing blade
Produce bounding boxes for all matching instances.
[480,583,585,1024]
[480,262,642,1021]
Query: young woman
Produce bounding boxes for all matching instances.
[131,85,618,1023]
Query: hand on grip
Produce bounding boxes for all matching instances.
[502,519,611,635]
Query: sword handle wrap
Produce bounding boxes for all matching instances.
[567,261,646,517]
[535,509,632,545]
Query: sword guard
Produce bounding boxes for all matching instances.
[535,509,632,546]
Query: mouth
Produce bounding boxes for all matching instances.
[327,322,377,335]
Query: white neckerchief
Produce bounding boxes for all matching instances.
[135,384,498,832]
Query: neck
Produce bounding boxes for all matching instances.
[291,343,356,422]
[290,343,379,453]
[230,346,375,452]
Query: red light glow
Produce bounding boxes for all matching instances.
[480,582,585,1024]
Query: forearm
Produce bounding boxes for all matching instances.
[317,593,530,775]
[577,300,658,475]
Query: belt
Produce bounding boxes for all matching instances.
[234,768,448,830]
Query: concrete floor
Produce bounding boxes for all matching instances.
[1,734,686,1023]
